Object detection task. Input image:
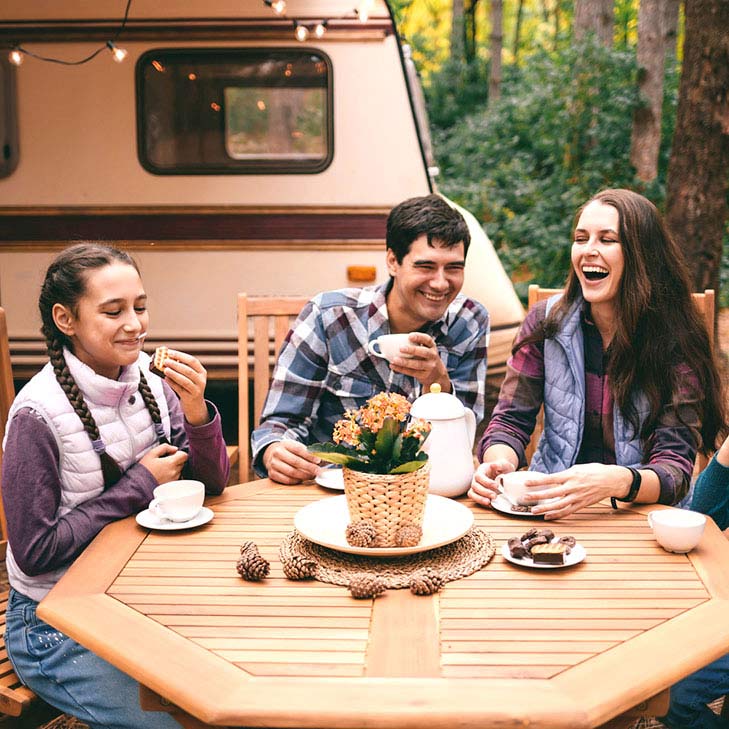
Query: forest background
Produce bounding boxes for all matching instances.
[388,0,729,306]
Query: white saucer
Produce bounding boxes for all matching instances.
[136,506,214,531]
[501,540,586,569]
[314,467,344,491]
[294,494,474,557]
[492,493,544,519]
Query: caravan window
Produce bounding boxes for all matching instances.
[137,49,332,175]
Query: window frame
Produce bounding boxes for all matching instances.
[135,47,334,176]
[0,58,19,179]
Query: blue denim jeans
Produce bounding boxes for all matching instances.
[5,589,181,729]
[661,652,729,729]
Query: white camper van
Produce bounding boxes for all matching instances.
[0,0,523,434]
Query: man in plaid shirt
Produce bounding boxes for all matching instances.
[252,194,490,484]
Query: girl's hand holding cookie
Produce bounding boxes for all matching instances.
[159,349,209,426]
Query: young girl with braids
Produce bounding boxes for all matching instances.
[2,243,229,728]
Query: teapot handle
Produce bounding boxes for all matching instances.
[464,407,476,448]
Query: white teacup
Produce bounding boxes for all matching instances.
[648,509,706,554]
[367,333,414,362]
[149,480,205,523]
[497,470,546,506]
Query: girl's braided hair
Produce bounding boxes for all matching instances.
[39,243,169,489]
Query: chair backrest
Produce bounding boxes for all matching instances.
[237,294,309,482]
[0,307,16,557]
[524,285,715,470]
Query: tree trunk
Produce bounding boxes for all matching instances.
[554,0,561,50]
[665,0,729,294]
[574,0,614,46]
[465,0,480,62]
[663,0,680,60]
[630,0,666,182]
[512,0,525,61]
[489,0,503,104]
[451,0,465,61]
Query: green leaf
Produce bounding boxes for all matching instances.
[307,442,350,455]
[307,451,360,467]
[389,457,428,474]
[374,417,399,459]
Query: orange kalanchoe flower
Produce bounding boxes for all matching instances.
[408,418,431,441]
[310,391,430,474]
[332,410,362,447]
[359,391,410,433]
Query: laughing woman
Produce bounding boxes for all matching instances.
[470,188,727,519]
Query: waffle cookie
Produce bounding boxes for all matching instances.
[531,542,567,565]
[150,346,169,378]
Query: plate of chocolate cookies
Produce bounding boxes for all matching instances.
[501,528,585,569]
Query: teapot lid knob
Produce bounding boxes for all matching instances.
[429,383,442,394]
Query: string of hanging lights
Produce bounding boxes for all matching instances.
[6,0,132,66]
[265,0,375,41]
[4,0,376,66]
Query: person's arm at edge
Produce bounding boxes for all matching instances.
[690,438,729,531]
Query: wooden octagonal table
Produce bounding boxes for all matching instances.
[38,479,729,728]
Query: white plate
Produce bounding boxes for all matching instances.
[492,493,544,519]
[294,494,474,557]
[314,468,344,491]
[136,506,214,531]
[501,540,586,569]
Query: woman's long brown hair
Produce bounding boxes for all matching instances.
[522,189,726,458]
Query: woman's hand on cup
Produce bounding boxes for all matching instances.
[468,460,516,507]
[159,349,209,426]
[522,463,631,519]
[140,443,188,484]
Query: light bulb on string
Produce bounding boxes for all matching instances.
[314,21,327,39]
[356,0,374,22]
[9,48,23,66]
[106,41,128,63]
[294,21,309,42]
[264,0,287,15]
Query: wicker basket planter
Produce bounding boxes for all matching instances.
[343,462,430,547]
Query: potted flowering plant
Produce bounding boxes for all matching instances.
[308,392,432,548]
[307,392,430,474]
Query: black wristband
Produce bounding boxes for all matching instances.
[611,466,642,509]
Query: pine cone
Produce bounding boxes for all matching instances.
[394,522,423,547]
[236,541,270,581]
[345,520,377,548]
[410,569,445,596]
[282,554,317,580]
[348,574,386,599]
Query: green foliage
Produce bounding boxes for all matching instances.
[431,41,685,299]
[308,419,428,474]
[424,56,490,129]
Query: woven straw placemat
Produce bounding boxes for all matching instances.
[279,527,495,589]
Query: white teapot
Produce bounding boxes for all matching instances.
[410,383,476,497]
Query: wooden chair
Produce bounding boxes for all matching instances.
[0,307,38,719]
[524,286,715,471]
[237,294,309,482]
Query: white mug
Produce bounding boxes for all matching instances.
[367,333,413,362]
[497,470,546,506]
[149,480,205,523]
[648,509,706,554]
